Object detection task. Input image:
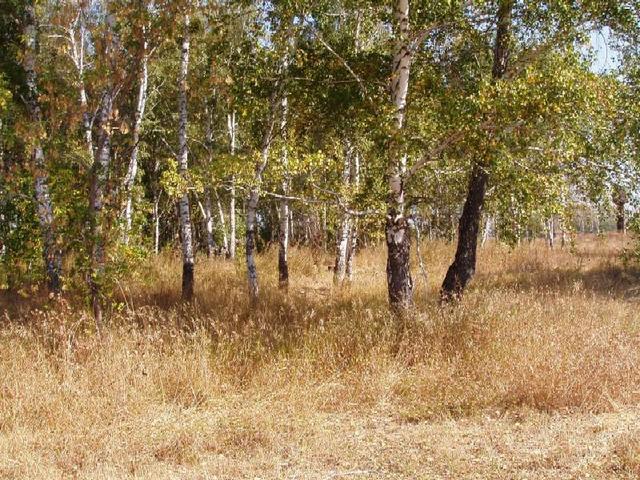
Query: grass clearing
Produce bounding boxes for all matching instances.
[1,234,640,478]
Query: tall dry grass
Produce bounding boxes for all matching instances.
[1,234,640,478]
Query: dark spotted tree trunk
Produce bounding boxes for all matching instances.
[440,164,488,300]
[440,0,512,301]
[613,187,627,233]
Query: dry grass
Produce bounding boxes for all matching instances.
[1,233,640,478]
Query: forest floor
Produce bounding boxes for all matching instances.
[2,234,640,479]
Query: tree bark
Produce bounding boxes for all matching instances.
[481,214,493,247]
[547,217,555,248]
[613,187,627,233]
[334,143,352,284]
[278,96,290,290]
[386,0,413,310]
[153,192,161,255]
[177,15,194,301]
[246,38,293,302]
[440,164,489,301]
[215,190,229,255]
[227,112,237,260]
[89,89,113,326]
[123,26,149,244]
[440,0,512,302]
[345,150,360,281]
[68,7,93,156]
[203,188,216,257]
[23,4,63,295]
[616,207,625,233]
[246,113,276,301]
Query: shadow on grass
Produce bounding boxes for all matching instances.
[474,262,640,300]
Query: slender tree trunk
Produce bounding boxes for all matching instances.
[246,42,292,302]
[215,190,229,254]
[481,214,493,247]
[321,204,327,251]
[345,7,362,282]
[289,209,295,245]
[613,188,627,233]
[334,144,352,284]
[89,90,113,326]
[177,15,194,301]
[616,206,625,233]
[547,217,555,248]
[201,106,222,257]
[123,28,149,244]
[203,188,216,257]
[386,0,413,310]
[346,150,360,281]
[278,96,290,290]
[246,186,261,300]
[227,112,237,260]
[86,1,118,325]
[440,0,512,302]
[23,4,62,295]
[334,216,351,283]
[69,8,93,156]
[153,192,160,255]
[247,122,275,301]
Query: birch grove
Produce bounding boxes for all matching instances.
[0,0,636,318]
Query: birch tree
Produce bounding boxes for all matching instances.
[278,95,290,290]
[246,19,295,302]
[87,4,121,325]
[177,13,195,301]
[386,0,413,310]
[246,89,280,301]
[22,2,63,295]
[123,22,150,244]
[227,111,237,260]
[333,144,353,285]
[440,0,513,301]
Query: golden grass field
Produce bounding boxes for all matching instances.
[2,234,640,479]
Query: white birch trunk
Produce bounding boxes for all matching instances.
[346,150,360,281]
[386,0,413,309]
[481,214,494,246]
[200,190,216,257]
[289,209,294,246]
[123,28,149,244]
[153,192,161,255]
[68,8,93,156]
[215,189,229,254]
[278,95,289,290]
[202,108,217,258]
[177,15,195,301]
[227,112,237,260]
[23,4,63,295]
[89,88,113,326]
[547,216,555,248]
[334,145,352,285]
[246,126,274,301]
[246,44,292,301]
